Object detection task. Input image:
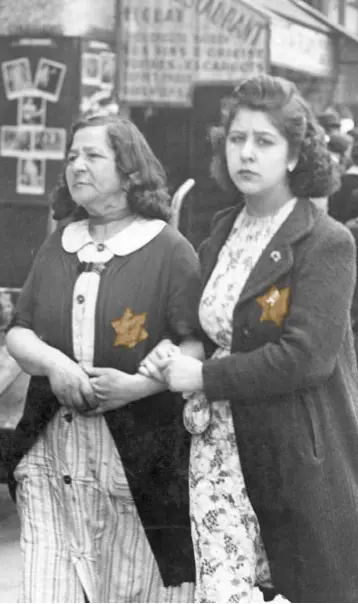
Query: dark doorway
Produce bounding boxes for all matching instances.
[187,84,237,249]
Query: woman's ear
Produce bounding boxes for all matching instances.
[287,155,298,173]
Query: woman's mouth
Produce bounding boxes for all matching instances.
[238,170,257,177]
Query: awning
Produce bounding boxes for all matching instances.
[253,0,332,33]
[292,0,358,43]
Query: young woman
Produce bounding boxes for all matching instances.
[6,115,201,603]
[140,75,358,603]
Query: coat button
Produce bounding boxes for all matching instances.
[76,294,85,304]
[63,475,72,485]
[64,412,73,423]
[242,326,250,337]
[97,243,105,252]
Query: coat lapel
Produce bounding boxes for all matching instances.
[201,206,241,286]
[202,198,317,307]
[238,198,317,306]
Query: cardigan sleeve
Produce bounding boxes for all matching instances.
[202,223,357,400]
[166,237,201,342]
[7,233,58,332]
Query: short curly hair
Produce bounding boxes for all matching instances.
[211,75,340,198]
[51,114,171,222]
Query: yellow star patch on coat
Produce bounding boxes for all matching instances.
[111,308,149,348]
[256,285,290,328]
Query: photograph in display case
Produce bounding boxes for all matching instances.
[2,58,33,100]
[82,53,102,86]
[17,96,47,128]
[16,157,46,195]
[0,126,32,157]
[33,58,66,102]
[33,128,66,159]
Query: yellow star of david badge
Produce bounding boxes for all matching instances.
[111,308,149,348]
[256,285,290,328]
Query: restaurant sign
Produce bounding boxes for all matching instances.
[117,0,269,106]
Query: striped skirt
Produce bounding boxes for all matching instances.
[14,407,194,603]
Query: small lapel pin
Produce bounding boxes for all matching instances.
[270,250,281,263]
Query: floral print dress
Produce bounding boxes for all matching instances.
[184,200,296,603]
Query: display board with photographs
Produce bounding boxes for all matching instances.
[0,54,67,196]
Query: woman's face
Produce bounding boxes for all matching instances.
[66,125,127,218]
[225,108,292,198]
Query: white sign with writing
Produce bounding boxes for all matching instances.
[117,0,269,106]
[269,15,334,78]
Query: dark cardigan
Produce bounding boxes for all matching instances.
[6,223,200,587]
[199,198,358,603]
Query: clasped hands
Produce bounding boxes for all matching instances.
[47,357,140,416]
[138,338,204,392]
[47,339,203,416]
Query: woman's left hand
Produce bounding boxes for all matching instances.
[158,355,204,392]
[83,367,138,414]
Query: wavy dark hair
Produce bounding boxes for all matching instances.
[211,75,340,198]
[51,114,171,222]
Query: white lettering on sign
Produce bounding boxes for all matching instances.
[117,0,269,106]
[269,15,334,78]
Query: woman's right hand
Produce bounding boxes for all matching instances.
[138,338,180,382]
[46,356,96,412]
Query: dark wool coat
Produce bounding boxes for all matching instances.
[200,198,358,603]
[6,223,200,587]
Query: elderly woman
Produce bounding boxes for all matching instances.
[141,75,358,603]
[6,115,200,603]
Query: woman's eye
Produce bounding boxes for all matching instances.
[257,138,273,146]
[67,155,76,163]
[228,134,245,144]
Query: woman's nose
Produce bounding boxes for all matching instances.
[72,155,87,172]
[240,138,255,160]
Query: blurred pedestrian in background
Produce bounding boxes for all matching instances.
[327,131,352,174]
[347,126,358,142]
[317,108,341,141]
[141,74,358,604]
[6,115,201,603]
[329,140,358,223]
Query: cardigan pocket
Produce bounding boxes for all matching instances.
[293,389,325,464]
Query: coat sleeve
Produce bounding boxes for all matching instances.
[202,224,357,400]
[166,236,201,342]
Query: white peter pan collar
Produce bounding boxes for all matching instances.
[62,216,167,256]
